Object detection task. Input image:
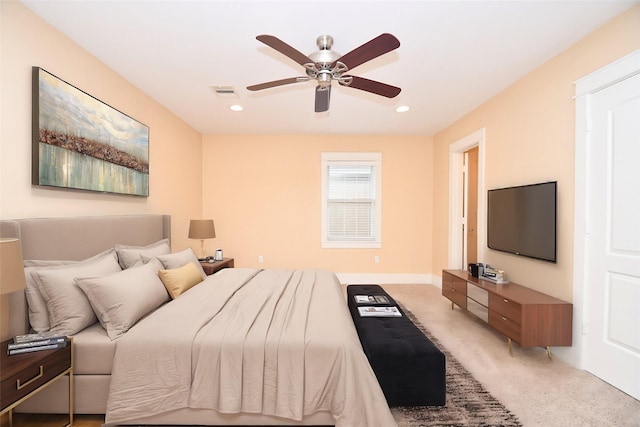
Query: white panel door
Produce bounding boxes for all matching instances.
[585,72,640,400]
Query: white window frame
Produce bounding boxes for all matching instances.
[321,152,382,248]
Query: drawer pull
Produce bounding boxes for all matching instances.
[16,365,44,390]
[503,298,509,303]
[501,316,507,321]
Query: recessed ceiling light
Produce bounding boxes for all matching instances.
[396,105,410,113]
[229,105,243,112]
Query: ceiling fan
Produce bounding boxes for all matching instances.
[247,33,401,113]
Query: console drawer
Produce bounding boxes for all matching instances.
[467,297,488,322]
[489,310,521,343]
[489,293,522,324]
[442,284,467,309]
[467,283,488,306]
[442,272,467,308]
[452,277,467,293]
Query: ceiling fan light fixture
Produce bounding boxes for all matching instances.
[317,71,332,87]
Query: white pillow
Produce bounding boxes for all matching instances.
[116,238,171,269]
[23,248,117,332]
[150,248,206,279]
[32,252,122,335]
[76,259,170,340]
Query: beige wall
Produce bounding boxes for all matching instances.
[432,5,640,301]
[0,2,203,251]
[202,134,433,273]
[3,0,638,292]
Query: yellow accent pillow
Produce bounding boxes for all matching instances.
[158,261,204,299]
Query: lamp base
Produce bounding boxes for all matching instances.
[1,294,11,341]
[200,239,206,259]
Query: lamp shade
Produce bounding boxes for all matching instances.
[188,220,216,239]
[0,238,27,295]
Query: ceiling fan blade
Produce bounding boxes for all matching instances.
[256,35,314,66]
[314,85,331,113]
[247,77,309,91]
[333,33,400,71]
[339,76,401,98]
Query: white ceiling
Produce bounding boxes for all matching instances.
[22,0,637,136]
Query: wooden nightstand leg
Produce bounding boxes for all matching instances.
[68,338,74,426]
[508,337,513,356]
[68,370,74,426]
[8,409,12,427]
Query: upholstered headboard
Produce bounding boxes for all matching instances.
[0,214,171,336]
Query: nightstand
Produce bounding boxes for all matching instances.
[200,258,234,275]
[0,338,73,426]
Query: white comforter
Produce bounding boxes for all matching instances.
[105,268,397,426]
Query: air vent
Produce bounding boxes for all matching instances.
[211,86,238,98]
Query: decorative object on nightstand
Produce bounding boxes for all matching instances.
[188,219,216,260]
[0,238,27,342]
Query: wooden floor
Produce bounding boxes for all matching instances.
[2,413,104,427]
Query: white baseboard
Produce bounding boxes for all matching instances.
[336,273,435,286]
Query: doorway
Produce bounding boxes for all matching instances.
[465,147,479,265]
[448,129,485,270]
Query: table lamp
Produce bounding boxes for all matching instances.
[188,219,216,260]
[0,238,27,340]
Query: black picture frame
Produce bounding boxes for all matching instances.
[32,67,150,197]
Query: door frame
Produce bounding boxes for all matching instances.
[573,49,640,368]
[448,128,486,269]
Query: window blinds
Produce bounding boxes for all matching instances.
[327,164,375,241]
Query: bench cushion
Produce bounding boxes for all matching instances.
[347,284,446,406]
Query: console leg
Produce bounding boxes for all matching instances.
[546,346,552,360]
[451,301,454,310]
[508,338,513,356]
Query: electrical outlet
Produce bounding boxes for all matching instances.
[258,255,264,263]
[374,255,380,264]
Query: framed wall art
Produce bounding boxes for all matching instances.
[32,67,149,196]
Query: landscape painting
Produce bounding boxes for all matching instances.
[32,67,149,196]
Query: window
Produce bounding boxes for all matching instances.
[321,152,381,248]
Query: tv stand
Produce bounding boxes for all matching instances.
[442,269,572,358]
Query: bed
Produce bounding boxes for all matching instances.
[1,214,396,426]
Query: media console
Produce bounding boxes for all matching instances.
[442,269,572,358]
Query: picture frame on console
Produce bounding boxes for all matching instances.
[31,67,150,197]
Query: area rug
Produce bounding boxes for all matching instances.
[392,304,522,427]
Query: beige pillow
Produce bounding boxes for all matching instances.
[24,248,117,332]
[116,238,171,269]
[158,262,204,299]
[76,259,169,340]
[32,252,122,335]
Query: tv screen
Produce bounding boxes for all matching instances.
[487,181,557,263]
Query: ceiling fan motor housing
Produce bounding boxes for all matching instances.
[306,35,348,86]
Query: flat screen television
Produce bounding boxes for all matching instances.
[487,181,557,263]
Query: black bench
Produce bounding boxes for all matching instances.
[347,284,446,406]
